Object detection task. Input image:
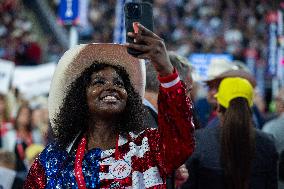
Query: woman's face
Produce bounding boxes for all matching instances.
[17,107,31,128]
[86,67,128,117]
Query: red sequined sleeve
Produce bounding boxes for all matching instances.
[155,69,195,175]
[24,158,46,189]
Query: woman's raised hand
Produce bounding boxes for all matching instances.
[125,23,174,77]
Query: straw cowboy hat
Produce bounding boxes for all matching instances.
[48,43,146,128]
[205,59,238,82]
[205,59,256,87]
[214,69,257,88]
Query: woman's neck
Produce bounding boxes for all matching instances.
[86,118,118,151]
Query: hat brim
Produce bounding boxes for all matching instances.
[48,43,145,128]
[214,70,256,88]
[204,70,256,88]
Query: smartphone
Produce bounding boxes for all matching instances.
[124,2,154,56]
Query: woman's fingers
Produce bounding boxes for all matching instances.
[125,23,173,76]
[125,42,151,53]
[137,23,162,40]
[127,32,158,46]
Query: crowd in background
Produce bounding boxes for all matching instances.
[0,0,43,65]
[46,0,272,63]
[0,0,284,188]
[0,0,274,67]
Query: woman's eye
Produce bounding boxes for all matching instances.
[92,79,105,85]
[114,80,124,87]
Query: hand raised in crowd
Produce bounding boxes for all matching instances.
[125,23,174,76]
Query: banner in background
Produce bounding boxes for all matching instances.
[0,59,14,95]
[12,62,56,99]
[78,0,89,28]
[278,9,284,87]
[113,0,127,43]
[267,11,278,76]
[188,54,233,81]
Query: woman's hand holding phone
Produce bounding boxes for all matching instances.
[125,23,173,77]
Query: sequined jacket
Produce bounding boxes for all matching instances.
[24,76,195,189]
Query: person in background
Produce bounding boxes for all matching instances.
[0,93,13,148]
[194,59,237,128]
[279,150,284,189]
[181,77,278,189]
[262,88,284,189]
[144,51,199,127]
[199,61,264,129]
[0,149,24,189]
[24,144,44,168]
[31,105,49,145]
[262,88,284,153]
[2,104,43,174]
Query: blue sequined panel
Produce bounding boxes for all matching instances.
[83,148,101,189]
[39,144,102,189]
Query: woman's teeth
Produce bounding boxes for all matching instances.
[102,95,118,101]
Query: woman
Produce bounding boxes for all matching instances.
[0,93,13,147]
[2,104,43,172]
[24,24,195,188]
[181,77,278,189]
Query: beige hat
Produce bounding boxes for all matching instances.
[48,43,145,128]
[205,59,238,82]
[214,69,257,88]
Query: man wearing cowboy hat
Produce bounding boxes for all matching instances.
[195,59,264,129]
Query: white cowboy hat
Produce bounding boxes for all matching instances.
[48,43,146,128]
[205,59,238,82]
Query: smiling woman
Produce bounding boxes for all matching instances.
[55,62,145,151]
[24,23,195,189]
[86,66,129,120]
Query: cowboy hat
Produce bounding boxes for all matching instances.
[214,69,256,88]
[48,43,145,128]
[204,59,238,82]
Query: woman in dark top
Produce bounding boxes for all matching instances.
[182,77,278,189]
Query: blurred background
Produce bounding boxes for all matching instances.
[0,0,284,188]
[1,0,283,107]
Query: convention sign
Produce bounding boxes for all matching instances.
[58,0,79,25]
[12,62,56,99]
[0,59,14,95]
[188,54,232,81]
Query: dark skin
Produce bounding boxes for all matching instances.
[125,23,174,77]
[86,24,174,151]
[86,67,128,150]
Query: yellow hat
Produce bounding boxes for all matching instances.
[25,144,45,161]
[214,77,254,108]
